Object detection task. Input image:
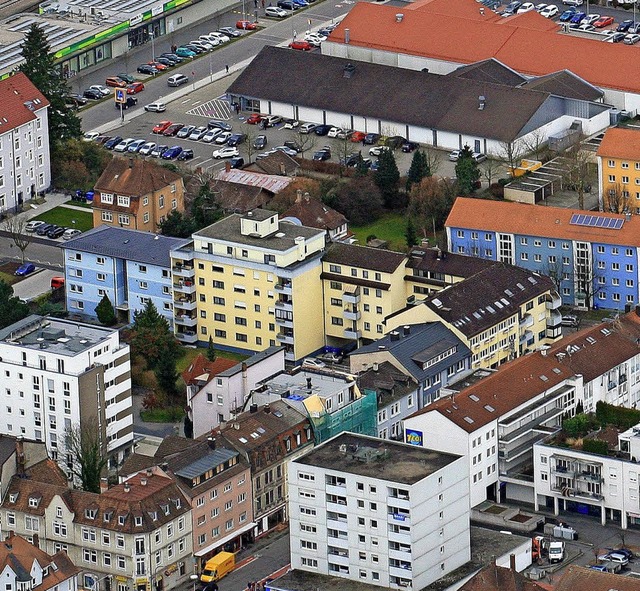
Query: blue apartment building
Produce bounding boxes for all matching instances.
[61,226,188,323]
[446,198,640,311]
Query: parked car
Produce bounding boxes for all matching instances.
[266,6,289,16]
[127,82,145,94]
[177,149,194,161]
[350,131,366,143]
[402,141,419,152]
[208,31,230,43]
[561,0,583,5]
[167,73,189,87]
[262,115,282,127]
[597,552,628,567]
[137,64,158,75]
[299,122,318,134]
[212,146,240,158]
[161,146,183,159]
[282,118,299,129]
[580,13,600,25]
[189,126,208,140]
[574,22,595,31]
[104,136,123,150]
[62,228,81,240]
[214,131,233,144]
[246,113,263,124]
[561,315,579,327]
[208,120,233,131]
[539,4,558,17]
[304,32,326,46]
[559,7,577,21]
[153,120,172,134]
[277,0,298,8]
[604,31,626,42]
[569,12,586,24]
[25,220,46,232]
[604,548,634,560]
[144,101,166,112]
[160,52,184,62]
[36,223,55,236]
[83,88,103,100]
[139,142,157,155]
[314,124,333,136]
[617,19,634,32]
[217,27,242,37]
[363,133,380,145]
[15,263,35,276]
[64,93,89,108]
[253,135,267,149]
[236,20,257,29]
[313,148,331,161]
[519,0,535,9]
[177,125,197,139]
[115,96,138,110]
[47,226,66,239]
[274,145,298,156]
[163,123,185,136]
[472,152,487,162]
[117,73,135,83]
[201,128,222,142]
[593,15,613,27]
[153,57,175,67]
[105,76,127,87]
[175,47,196,58]
[150,144,169,157]
[283,140,301,152]
[369,145,391,156]
[114,138,136,152]
[229,157,245,169]
[227,133,247,146]
[289,39,312,50]
[127,139,147,152]
[89,84,111,96]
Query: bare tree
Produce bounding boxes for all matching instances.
[64,419,108,492]
[292,129,316,158]
[543,259,564,292]
[3,215,32,263]
[480,157,503,186]
[243,128,260,164]
[522,128,548,160]
[496,139,527,176]
[564,145,594,210]
[423,147,442,177]
[574,258,605,310]
[603,182,629,213]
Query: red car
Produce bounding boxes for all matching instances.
[163,123,185,136]
[246,113,263,124]
[594,15,614,27]
[289,40,312,51]
[350,131,366,143]
[148,61,168,71]
[105,76,127,88]
[127,82,145,94]
[236,20,257,30]
[153,120,172,134]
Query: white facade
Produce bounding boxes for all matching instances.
[0,316,134,473]
[288,433,470,590]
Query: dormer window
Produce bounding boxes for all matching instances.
[135,516,143,526]
[43,566,49,577]
[104,511,113,522]
[118,514,127,525]
[9,493,18,503]
[151,511,158,521]
[85,508,97,519]
[173,498,181,509]
[162,504,170,516]
[28,496,40,508]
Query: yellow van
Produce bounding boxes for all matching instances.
[200,552,235,583]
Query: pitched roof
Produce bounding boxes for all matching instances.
[555,565,640,591]
[282,196,347,232]
[154,435,199,460]
[120,453,158,477]
[216,169,293,193]
[358,361,419,408]
[25,458,69,487]
[252,151,299,176]
[596,126,640,161]
[94,157,182,197]
[228,46,551,143]
[181,354,237,388]
[210,179,270,213]
[354,323,471,384]
[459,561,547,591]
[61,225,188,267]
[0,72,49,130]
[519,70,603,102]
[420,262,555,337]
[446,197,640,246]
[406,247,496,278]
[323,242,406,273]
[408,311,640,432]
[447,59,527,87]
[327,0,640,94]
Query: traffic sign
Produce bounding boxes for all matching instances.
[115,88,126,104]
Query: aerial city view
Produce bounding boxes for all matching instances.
[1,0,640,589]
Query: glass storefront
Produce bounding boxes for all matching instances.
[128,20,165,50]
[60,41,112,78]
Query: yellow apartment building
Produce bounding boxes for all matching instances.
[597,127,640,213]
[321,243,407,348]
[170,209,326,362]
[386,263,562,369]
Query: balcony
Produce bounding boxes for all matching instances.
[275,281,292,295]
[388,512,411,526]
[175,314,197,327]
[545,291,562,310]
[176,331,197,344]
[576,471,604,484]
[344,328,361,340]
[547,310,562,328]
[173,280,195,294]
[343,308,361,321]
[389,548,412,562]
[551,464,576,478]
[519,313,534,328]
[276,332,294,345]
[172,264,195,279]
[275,299,293,311]
[343,288,361,304]
[388,530,411,546]
[174,298,197,311]
[275,315,294,328]
[284,350,295,362]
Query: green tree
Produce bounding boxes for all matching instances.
[331,177,384,226]
[19,24,81,146]
[405,217,418,249]
[455,145,481,196]
[374,149,402,209]
[406,150,431,192]
[206,336,216,362]
[155,350,179,397]
[0,280,30,329]
[159,210,195,238]
[94,294,116,326]
[407,176,455,237]
[64,421,107,493]
[130,301,180,368]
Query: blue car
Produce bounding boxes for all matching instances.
[570,11,586,24]
[161,145,183,159]
[559,8,576,21]
[15,263,35,276]
[175,47,196,58]
[617,19,634,32]
[292,0,309,5]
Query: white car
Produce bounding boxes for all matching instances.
[144,101,166,112]
[302,358,326,369]
[328,126,344,138]
[114,138,135,152]
[25,220,46,232]
[369,145,391,157]
[214,131,233,144]
[212,146,240,159]
[88,84,111,96]
[265,6,289,16]
[581,13,600,25]
[62,228,82,240]
[208,31,230,43]
[576,23,595,31]
[201,128,222,143]
[517,2,535,12]
[199,34,220,47]
[139,142,156,155]
[190,39,213,50]
[535,3,548,10]
[83,131,100,142]
[304,32,327,46]
[624,33,640,44]
[283,119,299,129]
[539,4,559,17]
[189,126,208,140]
[562,0,583,5]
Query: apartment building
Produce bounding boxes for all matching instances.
[0,315,133,472]
[387,263,562,370]
[62,226,186,323]
[404,311,640,508]
[170,209,326,361]
[597,127,640,213]
[350,323,472,408]
[185,347,285,438]
[217,400,313,535]
[0,467,193,591]
[534,423,640,529]
[92,158,185,232]
[0,532,79,591]
[288,432,470,590]
[322,243,407,348]
[0,73,50,214]
[446,197,640,311]
[282,193,348,242]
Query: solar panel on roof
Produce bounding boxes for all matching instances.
[569,213,624,230]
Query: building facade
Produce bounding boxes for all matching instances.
[170,209,326,361]
[0,316,134,472]
[288,432,470,590]
[62,226,186,324]
[0,73,50,214]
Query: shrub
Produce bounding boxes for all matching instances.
[596,401,640,430]
[563,413,599,438]
[489,183,505,199]
[583,439,609,455]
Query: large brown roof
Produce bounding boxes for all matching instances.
[282,197,347,232]
[597,127,640,161]
[459,561,547,591]
[182,354,237,388]
[25,458,69,487]
[446,197,640,246]
[94,157,182,197]
[409,312,640,432]
[406,247,496,278]
[323,242,406,273]
[0,72,49,130]
[555,565,640,591]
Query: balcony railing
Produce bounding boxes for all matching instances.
[344,328,361,340]
[176,331,197,344]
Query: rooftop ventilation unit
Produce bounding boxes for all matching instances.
[478,95,486,110]
[343,63,356,78]
[395,13,404,22]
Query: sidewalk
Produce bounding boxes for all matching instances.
[16,192,74,222]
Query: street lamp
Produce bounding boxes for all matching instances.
[150,31,156,65]
[190,574,199,591]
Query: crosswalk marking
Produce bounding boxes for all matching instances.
[186,97,232,120]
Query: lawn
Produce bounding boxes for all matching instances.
[176,346,247,374]
[33,206,93,232]
[0,263,19,285]
[351,213,409,252]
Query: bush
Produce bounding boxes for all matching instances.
[583,439,609,455]
[596,401,640,430]
[489,183,505,199]
[563,413,599,438]
[140,407,185,423]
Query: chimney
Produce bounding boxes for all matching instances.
[141,478,148,486]
[343,63,356,79]
[303,192,311,203]
[207,437,216,449]
[32,534,39,549]
[478,95,486,111]
[100,477,109,494]
[296,189,303,203]
[145,468,153,477]
[233,422,240,430]
[626,211,632,221]
[129,158,134,168]
[372,362,379,372]
[344,28,350,44]
[264,403,271,414]
[403,325,411,336]
[306,377,312,390]
[225,161,231,173]
[395,13,404,22]
[390,331,400,342]
[124,483,131,493]
[15,436,25,477]
[509,553,516,571]
[250,404,258,413]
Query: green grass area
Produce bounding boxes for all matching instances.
[175,346,247,374]
[64,199,93,209]
[140,407,185,423]
[351,213,409,252]
[33,206,93,232]
[0,271,17,286]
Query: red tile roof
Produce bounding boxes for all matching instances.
[409,312,640,432]
[182,353,236,387]
[446,197,639,246]
[329,0,640,94]
[0,73,49,130]
[597,127,640,160]
[282,196,347,232]
[94,157,182,197]
[460,561,547,591]
[555,565,640,591]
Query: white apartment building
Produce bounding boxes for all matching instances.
[288,432,470,590]
[534,423,640,530]
[403,312,640,508]
[0,316,134,473]
[0,73,51,213]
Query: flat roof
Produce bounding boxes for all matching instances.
[261,369,354,401]
[294,432,461,485]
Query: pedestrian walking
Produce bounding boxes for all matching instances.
[225,64,229,74]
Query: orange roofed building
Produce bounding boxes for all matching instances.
[93,158,185,232]
[322,0,640,111]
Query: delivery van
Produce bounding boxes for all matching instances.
[50,276,65,290]
[200,552,235,583]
